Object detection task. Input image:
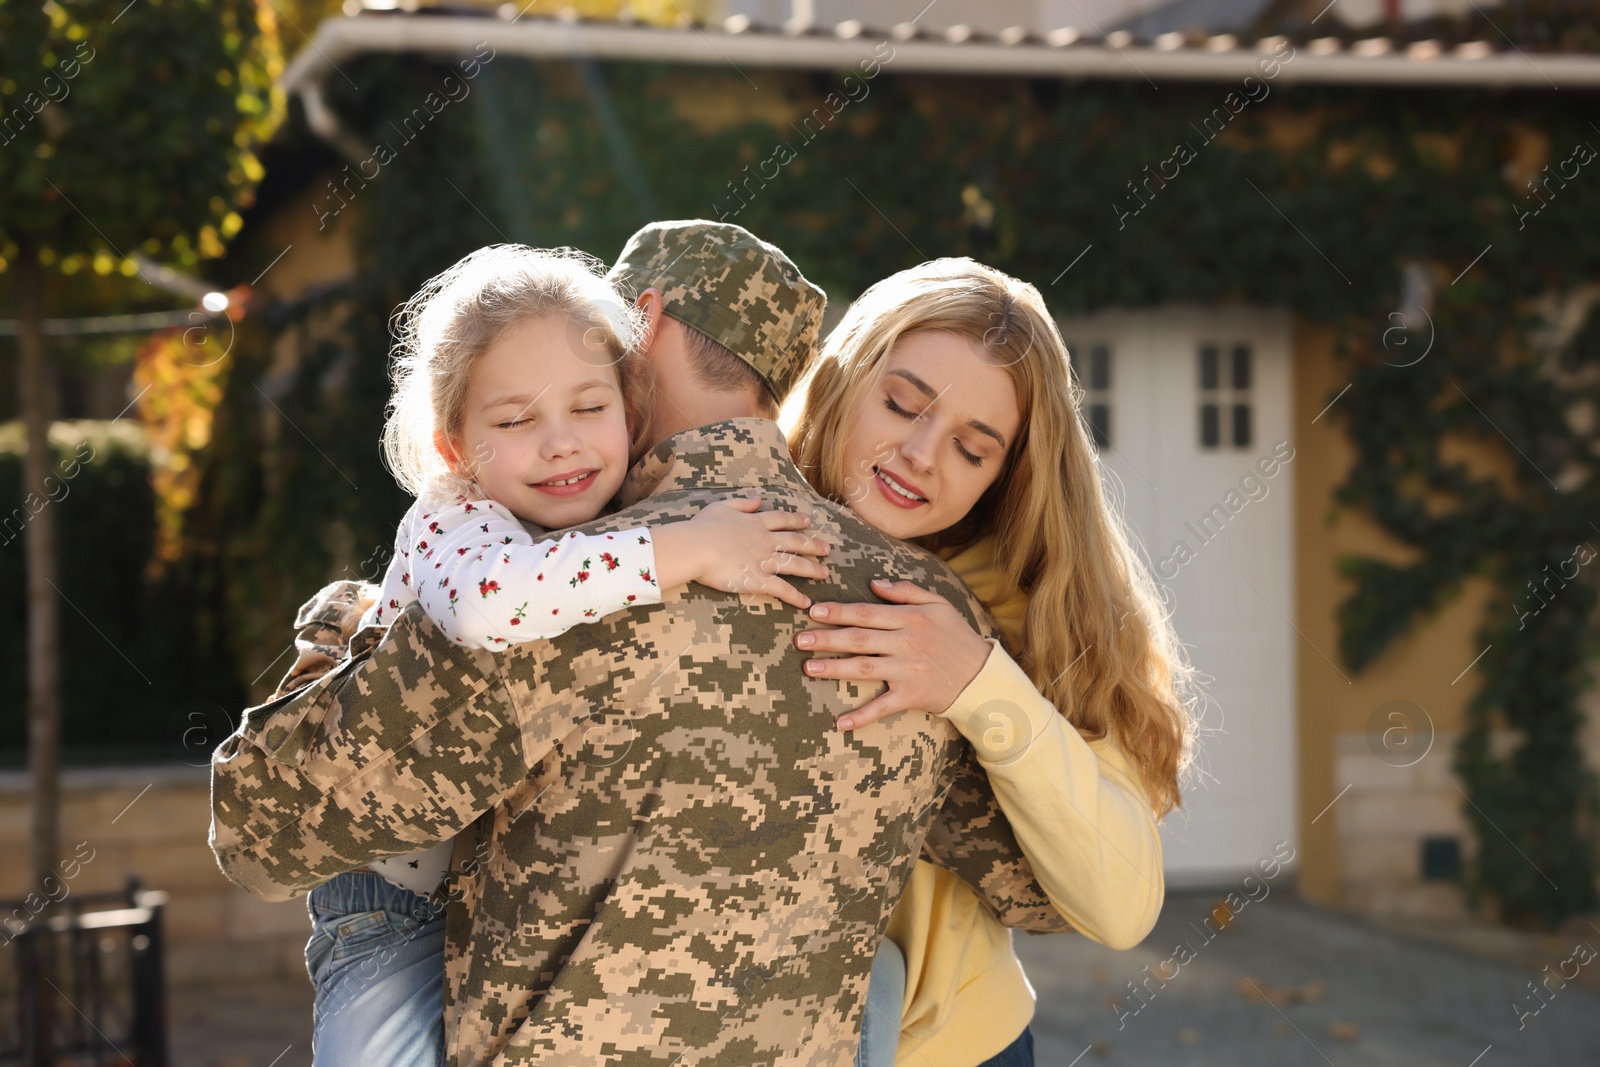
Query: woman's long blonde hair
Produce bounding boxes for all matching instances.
[789,258,1196,817]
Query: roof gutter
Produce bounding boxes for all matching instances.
[282,14,1600,99]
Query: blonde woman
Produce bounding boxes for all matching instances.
[788,259,1196,1067]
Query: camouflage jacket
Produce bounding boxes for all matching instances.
[210,417,1068,1067]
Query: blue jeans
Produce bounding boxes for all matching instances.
[857,936,907,1067]
[978,1026,1034,1066]
[306,869,446,1067]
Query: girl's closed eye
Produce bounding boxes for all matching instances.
[575,404,607,415]
[497,417,531,429]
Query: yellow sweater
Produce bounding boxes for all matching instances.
[884,537,1165,1067]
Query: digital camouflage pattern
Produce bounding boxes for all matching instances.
[269,581,378,699]
[211,418,1069,1067]
[608,220,826,403]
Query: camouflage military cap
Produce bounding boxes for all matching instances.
[609,220,826,403]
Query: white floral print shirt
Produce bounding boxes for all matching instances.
[360,488,661,650]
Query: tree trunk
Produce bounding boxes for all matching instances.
[17,243,60,890]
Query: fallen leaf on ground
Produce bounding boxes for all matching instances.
[1328,1021,1360,1042]
[1237,976,1326,1004]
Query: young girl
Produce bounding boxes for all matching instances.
[298,244,830,1067]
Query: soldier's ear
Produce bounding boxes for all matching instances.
[634,288,664,351]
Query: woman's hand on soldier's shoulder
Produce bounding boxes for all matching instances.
[797,578,993,731]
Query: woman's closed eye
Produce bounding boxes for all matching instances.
[884,395,986,468]
[883,394,921,421]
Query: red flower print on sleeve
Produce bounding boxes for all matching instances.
[599,552,620,572]
[510,602,527,626]
[479,579,500,597]
[639,568,655,586]
[569,559,593,588]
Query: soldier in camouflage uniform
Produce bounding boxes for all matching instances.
[211,221,1068,1067]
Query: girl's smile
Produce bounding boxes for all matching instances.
[530,468,602,496]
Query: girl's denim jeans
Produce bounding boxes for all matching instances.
[305,870,446,1067]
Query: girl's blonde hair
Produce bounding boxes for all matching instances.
[789,258,1197,817]
[382,244,655,497]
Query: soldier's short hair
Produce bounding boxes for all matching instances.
[680,322,778,417]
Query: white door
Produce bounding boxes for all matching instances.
[1058,305,1297,887]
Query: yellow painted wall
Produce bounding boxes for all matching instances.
[1291,318,1509,904]
[251,181,361,301]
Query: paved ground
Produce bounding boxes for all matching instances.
[1015,891,1600,1067]
[167,891,1600,1066]
[171,977,312,1067]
